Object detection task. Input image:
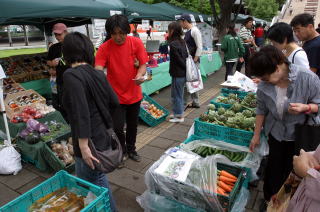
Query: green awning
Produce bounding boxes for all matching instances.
[0,0,125,28]
[121,0,175,22]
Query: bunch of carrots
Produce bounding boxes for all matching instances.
[216,170,238,196]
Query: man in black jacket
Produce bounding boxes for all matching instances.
[179,14,203,108]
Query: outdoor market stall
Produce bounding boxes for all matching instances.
[142,52,222,95]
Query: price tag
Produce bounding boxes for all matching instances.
[175,15,181,20]
[110,10,122,16]
[208,54,213,62]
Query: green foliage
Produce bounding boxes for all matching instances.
[245,0,278,21]
[169,0,212,14]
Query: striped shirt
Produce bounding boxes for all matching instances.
[256,64,320,141]
[238,26,253,45]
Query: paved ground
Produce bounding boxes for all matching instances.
[0,65,263,212]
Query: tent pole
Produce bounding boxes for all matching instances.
[43,26,49,50]
[0,79,11,145]
[85,24,90,37]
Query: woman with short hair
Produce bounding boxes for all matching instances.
[249,45,320,210]
[267,22,309,68]
[62,32,119,212]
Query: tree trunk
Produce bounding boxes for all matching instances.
[209,0,242,41]
[7,26,12,47]
[23,25,29,46]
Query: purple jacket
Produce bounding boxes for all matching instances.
[287,145,320,212]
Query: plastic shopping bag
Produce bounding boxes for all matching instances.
[186,68,203,94]
[0,145,22,175]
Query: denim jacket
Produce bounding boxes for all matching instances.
[256,64,320,141]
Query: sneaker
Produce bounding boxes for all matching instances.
[123,153,128,161]
[191,103,200,108]
[128,151,141,162]
[169,117,184,123]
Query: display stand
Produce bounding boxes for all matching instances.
[0,65,11,145]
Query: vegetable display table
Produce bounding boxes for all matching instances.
[141,52,222,95]
[20,78,52,99]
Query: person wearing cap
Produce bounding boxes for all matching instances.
[235,17,257,77]
[47,23,69,120]
[178,14,203,108]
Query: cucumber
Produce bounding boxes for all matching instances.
[208,147,213,155]
[201,147,209,157]
[229,151,235,161]
[233,153,242,162]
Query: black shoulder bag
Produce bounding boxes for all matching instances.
[294,115,320,155]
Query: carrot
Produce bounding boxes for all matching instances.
[218,181,233,192]
[217,186,227,196]
[218,170,237,181]
[219,175,237,183]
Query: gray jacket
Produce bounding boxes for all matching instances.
[256,64,320,141]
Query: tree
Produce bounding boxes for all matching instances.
[209,0,242,39]
[169,0,212,14]
[245,0,278,21]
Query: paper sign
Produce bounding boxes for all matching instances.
[0,65,6,79]
[155,156,196,182]
[207,53,213,61]
[199,15,204,22]
[142,20,150,30]
[93,19,106,30]
[175,15,181,20]
[221,71,257,92]
[110,10,122,16]
[208,17,212,21]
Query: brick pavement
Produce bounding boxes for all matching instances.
[0,66,263,212]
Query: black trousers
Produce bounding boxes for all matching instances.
[225,62,236,81]
[57,84,68,122]
[236,45,251,77]
[112,100,141,154]
[263,134,295,201]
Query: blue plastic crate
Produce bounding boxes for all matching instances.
[139,93,169,127]
[194,118,253,147]
[0,171,111,212]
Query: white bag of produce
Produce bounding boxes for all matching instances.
[186,68,203,94]
[0,145,22,175]
[145,147,224,212]
[180,139,262,181]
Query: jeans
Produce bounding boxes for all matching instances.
[236,44,251,77]
[75,157,117,212]
[263,135,294,201]
[225,62,235,81]
[112,100,141,154]
[171,77,186,116]
[255,37,264,47]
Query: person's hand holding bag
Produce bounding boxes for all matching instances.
[79,138,100,170]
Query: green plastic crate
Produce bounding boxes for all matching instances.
[139,93,169,127]
[194,118,253,147]
[217,163,246,211]
[0,170,110,212]
[210,96,233,109]
[44,137,75,172]
[221,88,251,99]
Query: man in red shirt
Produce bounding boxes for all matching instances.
[95,15,148,164]
[254,23,264,47]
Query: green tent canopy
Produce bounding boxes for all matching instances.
[152,2,211,23]
[121,0,175,22]
[0,0,125,29]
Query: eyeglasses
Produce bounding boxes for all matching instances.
[54,33,62,36]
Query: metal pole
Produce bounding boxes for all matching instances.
[85,24,90,37]
[7,26,12,47]
[0,79,11,145]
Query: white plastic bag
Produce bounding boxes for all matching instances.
[185,44,200,82]
[145,147,223,212]
[0,145,22,175]
[186,68,203,94]
[181,138,262,181]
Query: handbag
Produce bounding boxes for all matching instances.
[77,65,123,173]
[185,43,200,82]
[88,129,123,173]
[294,116,320,155]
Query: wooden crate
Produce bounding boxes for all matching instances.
[5,89,46,120]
